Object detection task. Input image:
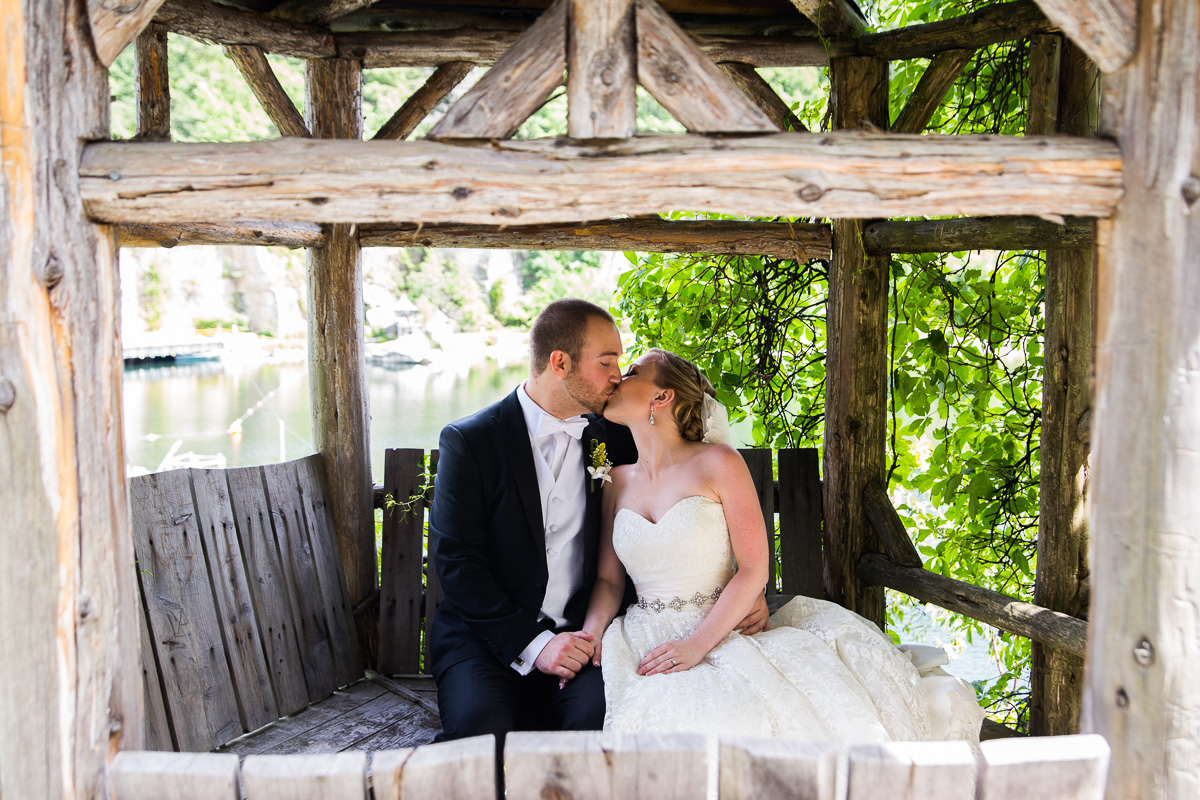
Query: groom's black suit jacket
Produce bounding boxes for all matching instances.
[428,388,637,680]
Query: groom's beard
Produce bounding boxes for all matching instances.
[563,370,611,416]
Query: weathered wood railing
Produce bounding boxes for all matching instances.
[371,447,826,675]
[109,731,1110,800]
[130,455,362,752]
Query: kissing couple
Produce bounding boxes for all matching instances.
[427,298,983,751]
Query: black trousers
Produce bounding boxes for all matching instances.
[434,654,606,741]
[435,653,605,798]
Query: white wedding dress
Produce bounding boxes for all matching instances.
[601,495,984,746]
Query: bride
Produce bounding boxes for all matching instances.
[582,348,984,745]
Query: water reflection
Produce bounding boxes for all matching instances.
[122,359,529,478]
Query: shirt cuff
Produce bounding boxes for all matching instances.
[511,630,555,676]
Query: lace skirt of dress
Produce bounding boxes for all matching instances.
[601,594,983,747]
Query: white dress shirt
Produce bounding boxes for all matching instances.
[511,383,589,675]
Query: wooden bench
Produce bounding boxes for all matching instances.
[373,447,826,675]
[130,455,363,752]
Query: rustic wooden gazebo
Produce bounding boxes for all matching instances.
[2,0,1195,797]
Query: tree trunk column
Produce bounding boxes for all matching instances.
[823,56,890,629]
[1,1,139,797]
[1085,0,1200,795]
[304,58,375,641]
[1030,38,1098,738]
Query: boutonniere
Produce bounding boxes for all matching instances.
[588,439,613,493]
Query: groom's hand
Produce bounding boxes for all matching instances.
[534,631,595,682]
[736,594,771,635]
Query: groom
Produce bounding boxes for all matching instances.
[428,298,767,743]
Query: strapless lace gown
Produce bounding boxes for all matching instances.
[601,496,984,746]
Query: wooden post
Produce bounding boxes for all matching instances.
[1030,38,1097,738]
[1,0,139,796]
[823,55,890,628]
[135,22,170,140]
[1085,0,1200,795]
[304,56,376,664]
[567,0,636,139]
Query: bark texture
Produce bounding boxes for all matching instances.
[1,1,139,798]
[303,57,375,655]
[823,56,890,629]
[1084,0,1200,795]
[1031,38,1098,739]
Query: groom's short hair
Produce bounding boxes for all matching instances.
[531,298,615,375]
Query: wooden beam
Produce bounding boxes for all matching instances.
[270,0,376,25]
[303,57,377,665]
[430,0,567,139]
[373,62,474,141]
[119,216,1100,260]
[134,22,170,141]
[857,555,1089,659]
[2,0,140,797]
[718,62,807,131]
[862,216,1096,254]
[567,0,637,138]
[1032,0,1137,73]
[788,0,866,39]
[858,0,1057,61]
[224,45,310,138]
[1026,34,1062,137]
[890,49,974,134]
[154,0,335,59]
[1086,0,1199,794]
[117,220,326,248]
[339,30,838,70]
[359,219,831,259]
[87,0,168,66]
[78,134,1124,225]
[636,0,775,133]
[823,54,890,629]
[862,481,923,568]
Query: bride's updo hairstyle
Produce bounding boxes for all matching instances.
[644,348,717,442]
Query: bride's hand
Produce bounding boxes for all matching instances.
[637,637,707,676]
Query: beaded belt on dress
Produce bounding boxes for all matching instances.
[636,586,723,613]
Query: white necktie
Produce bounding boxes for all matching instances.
[536,414,588,440]
[536,414,586,480]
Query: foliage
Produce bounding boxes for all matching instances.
[618,248,827,448]
[139,262,165,331]
[394,249,499,331]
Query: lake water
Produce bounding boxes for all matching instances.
[122,357,1003,686]
[123,358,529,477]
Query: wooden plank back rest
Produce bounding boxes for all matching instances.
[131,456,364,751]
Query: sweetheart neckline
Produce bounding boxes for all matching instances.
[615,495,721,526]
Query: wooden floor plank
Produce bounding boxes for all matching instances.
[265,694,419,755]
[349,707,441,752]
[218,681,388,756]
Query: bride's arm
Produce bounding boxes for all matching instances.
[638,445,769,675]
[582,468,630,667]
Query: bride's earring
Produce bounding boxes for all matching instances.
[649,404,656,425]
